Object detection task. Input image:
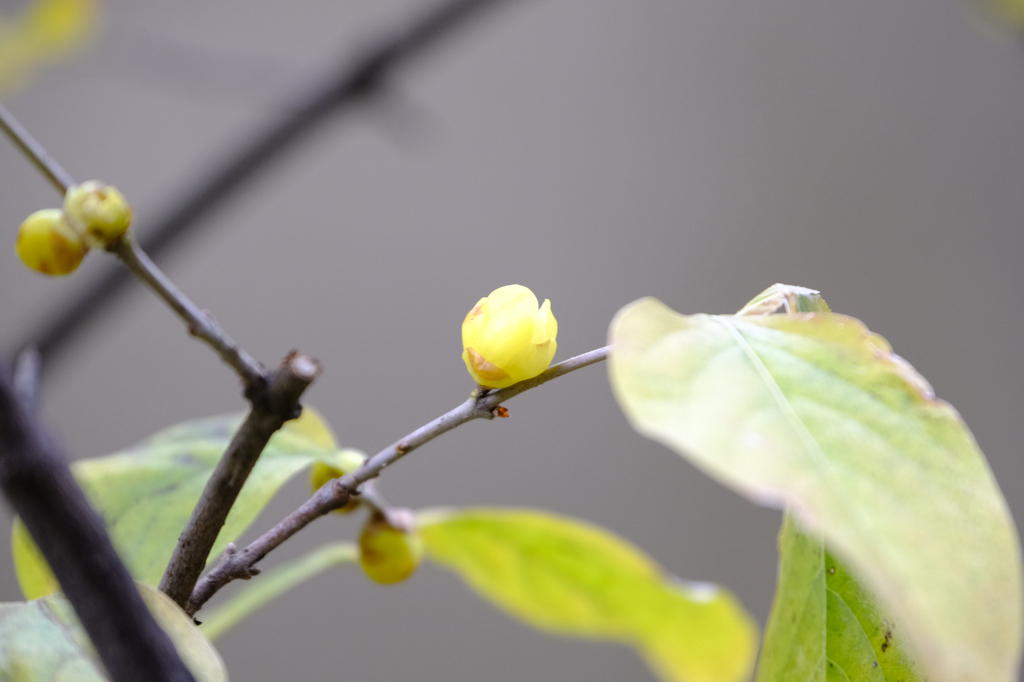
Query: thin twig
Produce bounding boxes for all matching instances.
[0,104,269,390]
[0,105,320,612]
[108,238,267,390]
[187,346,610,615]
[0,104,74,194]
[160,352,321,608]
[13,0,516,366]
[0,366,196,682]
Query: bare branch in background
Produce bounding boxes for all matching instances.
[0,366,196,682]
[12,0,516,367]
[160,352,321,608]
[12,347,41,413]
[187,346,610,615]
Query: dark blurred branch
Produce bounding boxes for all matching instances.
[12,348,41,413]
[0,104,74,194]
[187,346,610,615]
[160,352,320,609]
[14,0,515,366]
[0,366,195,682]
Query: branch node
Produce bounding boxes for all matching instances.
[160,350,320,608]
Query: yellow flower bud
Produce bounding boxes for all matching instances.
[309,450,367,514]
[359,510,424,585]
[462,284,558,388]
[64,180,132,245]
[16,208,88,276]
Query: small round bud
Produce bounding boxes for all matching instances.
[64,180,132,245]
[358,510,424,585]
[310,450,367,514]
[462,284,558,388]
[16,208,88,276]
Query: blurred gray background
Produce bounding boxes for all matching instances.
[1,0,1023,679]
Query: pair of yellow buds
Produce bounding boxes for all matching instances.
[16,180,132,276]
[310,453,424,585]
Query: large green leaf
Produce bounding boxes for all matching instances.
[13,408,361,598]
[418,508,758,682]
[756,514,923,682]
[0,583,227,681]
[609,290,1022,682]
[199,543,357,642]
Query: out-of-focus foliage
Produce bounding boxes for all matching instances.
[12,407,361,597]
[609,285,1022,682]
[419,508,758,682]
[0,0,96,94]
[0,583,227,681]
[983,0,1024,28]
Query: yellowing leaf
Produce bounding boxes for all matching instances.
[0,583,227,681]
[609,294,1022,682]
[13,409,360,599]
[418,508,757,682]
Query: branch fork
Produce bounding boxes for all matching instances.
[186,346,611,615]
[160,351,321,608]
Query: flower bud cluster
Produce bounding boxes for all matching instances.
[15,180,132,276]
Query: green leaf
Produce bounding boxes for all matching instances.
[13,407,361,598]
[0,583,227,681]
[418,508,758,682]
[609,293,1022,682]
[757,514,923,682]
[199,543,357,642]
[755,514,826,681]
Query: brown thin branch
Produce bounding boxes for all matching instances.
[0,104,318,614]
[0,104,74,194]
[160,352,322,608]
[0,104,269,391]
[186,346,610,615]
[0,366,196,682]
[108,238,267,391]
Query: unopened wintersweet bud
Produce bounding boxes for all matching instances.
[64,180,132,245]
[358,510,424,585]
[462,284,557,389]
[16,208,88,275]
